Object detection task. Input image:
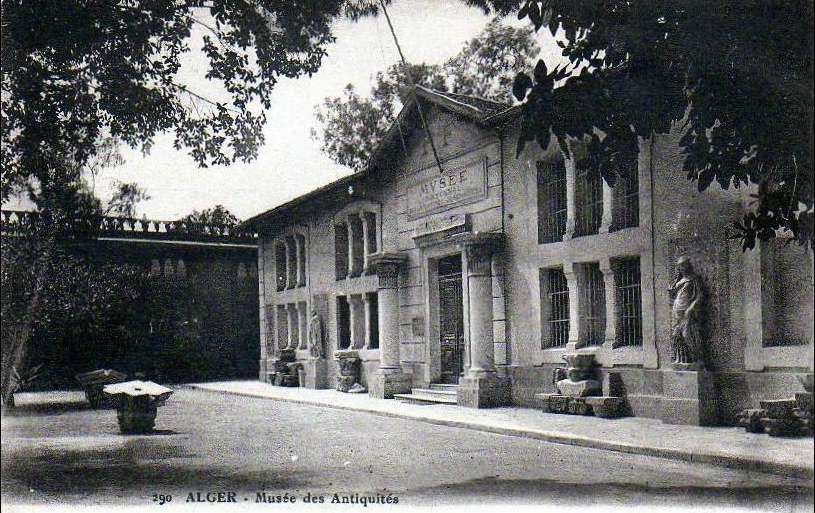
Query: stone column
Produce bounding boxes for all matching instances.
[286,304,298,350]
[295,234,306,287]
[363,293,374,349]
[368,253,411,399]
[297,302,308,350]
[347,214,361,278]
[599,258,618,352]
[361,212,371,274]
[348,294,364,349]
[563,154,577,240]
[564,262,584,351]
[457,234,509,408]
[599,179,614,234]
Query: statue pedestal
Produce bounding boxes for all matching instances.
[368,368,411,399]
[457,373,511,408]
[302,358,328,389]
[659,370,718,426]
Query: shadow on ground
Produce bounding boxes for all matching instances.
[6,400,93,417]
[405,476,815,509]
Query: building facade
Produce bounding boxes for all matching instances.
[245,87,813,425]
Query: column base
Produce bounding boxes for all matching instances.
[457,373,511,408]
[368,369,412,399]
[302,358,328,389]
[659,370,718,426]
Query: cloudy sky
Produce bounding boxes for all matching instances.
[28,1,561,221]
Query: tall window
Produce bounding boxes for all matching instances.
[574,164,603,236]
[336,295,351,349]
[366,292,379,349]
[335,223,349,281]
[580,263,606,346]
[614,257,643,347]
[275,243,287,291]
[537,159,567,243]
[542,268,570,348]
[612,168,639,231]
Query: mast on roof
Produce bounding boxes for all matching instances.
[378,0,444,174]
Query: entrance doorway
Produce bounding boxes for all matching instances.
[438,254,464,384]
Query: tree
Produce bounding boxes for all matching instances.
[467,0,813,249]
[1,0,378,208]
[312,18,540,171]
[179,204,240,228]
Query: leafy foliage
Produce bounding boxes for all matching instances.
[1,0,371,206]
[178,204,240,228]
[470,0,814,248]
[312,18,540,171]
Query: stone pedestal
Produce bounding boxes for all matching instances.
[369,369,411,399]
[659,370,718,426]
[457,373,510,408]
[302,358,328,389]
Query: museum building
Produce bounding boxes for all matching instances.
[243,86,813,426]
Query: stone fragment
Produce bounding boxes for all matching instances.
[556,378,601,398]
[759,399,797,419]
[336,375,355,393]
[278,348,296,363]
[603,372,625,398]
[795,391,813,413]
[568,398,591,415]
[762,416,804,437]
[737,408,767,433]
[586,396,627,419]
[347,383,367,394]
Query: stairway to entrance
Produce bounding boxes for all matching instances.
[394,384,459,405]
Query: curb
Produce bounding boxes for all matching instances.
[184,385,815,481]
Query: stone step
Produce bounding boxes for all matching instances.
[394,388,458,405]
[428,384,460,392]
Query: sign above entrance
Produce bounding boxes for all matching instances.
[405,158,487,220]
[413,213,470,239]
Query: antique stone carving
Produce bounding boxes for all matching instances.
[308,308,324,359]
[668,256,706,369]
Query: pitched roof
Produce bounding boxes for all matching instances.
[242,87,519,230]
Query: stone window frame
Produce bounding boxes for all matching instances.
[538,254,657,368]
[535,139,644,244]
[271,225,308,291]
[333,200,382,281]
[743,236,814,371]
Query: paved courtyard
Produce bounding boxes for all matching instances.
[2,389,813,510]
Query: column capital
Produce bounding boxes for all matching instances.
[369,252,407,289]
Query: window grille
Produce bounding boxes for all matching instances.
[545,268,570,348]
[615,258,643,347]
[612,168,639,231]
[581,263,606,346]
[537,160,568,243]
[574,164,603,236]
[334,223,348,281]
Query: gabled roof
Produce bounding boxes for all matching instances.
[242,87,519,230]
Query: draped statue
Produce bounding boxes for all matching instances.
[668,256,706,368]
[308,309,324,359]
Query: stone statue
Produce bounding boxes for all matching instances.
[308,309,324,359]
[668,256,705,368]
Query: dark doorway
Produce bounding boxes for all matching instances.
[438,254,464,384]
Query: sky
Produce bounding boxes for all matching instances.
[7,1,562,221]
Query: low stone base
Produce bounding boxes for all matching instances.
[336,375,355,393]
[659,370,718,426]
[302,358,328,389]
[556,379,601,398]
[586,396,627,418]
[258,359,267,381]
[457,374,510,408]
[368,371,412,399]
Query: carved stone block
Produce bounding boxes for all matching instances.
[586,396,627,418]
[760,399,797,419]
[556,378,601,398]
[568,397,591,415]
[737,408,767,433]
[336,375,355,393]
[278,348,296,363]
[795,392,813,413]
